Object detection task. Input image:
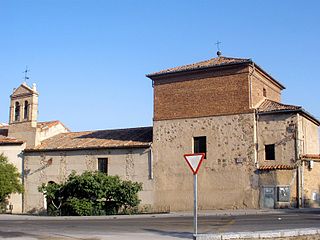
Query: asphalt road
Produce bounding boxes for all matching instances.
[1,209,320,240]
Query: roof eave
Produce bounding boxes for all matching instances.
[146,61,252,79]
[0,141,24,146]
[252,63,286,90]
[258,109,320,126]
[24,143,152,153]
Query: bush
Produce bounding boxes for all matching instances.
[39,171,142,216]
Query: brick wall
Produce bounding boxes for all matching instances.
[251,69,282,107]
[153,65,252,121]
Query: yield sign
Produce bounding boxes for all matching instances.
[184,153,205,175]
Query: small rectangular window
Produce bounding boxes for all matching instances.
[263,88,267,97]
[194,136,207,158]
[265,144,275,160]
[98,158,108,174]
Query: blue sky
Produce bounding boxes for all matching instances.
[0,1,319,131]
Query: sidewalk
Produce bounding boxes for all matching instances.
[0,207,318,220]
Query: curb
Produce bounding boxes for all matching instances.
[195,228,320,239]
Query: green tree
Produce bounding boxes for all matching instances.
[0,154,24,209]
[39,171,142,216]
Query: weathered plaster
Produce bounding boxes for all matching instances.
[23,148,154,213]
[0,143,25,213]
[152,113,258,211]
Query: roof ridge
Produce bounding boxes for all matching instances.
[38,120,60,124]
[66,126,153,134]
[146,55,252,77]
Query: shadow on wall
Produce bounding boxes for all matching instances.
[26,207,47,215]
[24,158,52,177]
[257,134,295,156]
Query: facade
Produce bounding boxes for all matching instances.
[147,55,320,211]
[0,83,153,214]
[23,128,153,213]
[0,53,319,214]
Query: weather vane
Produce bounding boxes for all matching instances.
[23,66,30,83]
[215,41,222,57]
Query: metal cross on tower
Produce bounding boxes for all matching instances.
[23,66,30,82]
[215,41,222,51]
[215,41,222,57]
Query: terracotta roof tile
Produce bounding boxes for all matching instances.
[257,99,320,126]
[37,120,66,130]
[0,136,24,145]
[258,165,296,170]
[26,126,153,152]
[301,154,320,160]
[146,56,251,77]
[258,99,301,113]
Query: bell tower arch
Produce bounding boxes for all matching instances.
[8,83,39,147]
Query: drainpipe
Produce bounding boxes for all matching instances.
[249,64,255,109]
[295,113,302,208]
[22,154,25,213]
[148,145,153,180]
[296,113,305,208]
[250,65,258,167]
[254,111,258,167]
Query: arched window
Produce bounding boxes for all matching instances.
[24,101,29,120]
[14,102,20,121]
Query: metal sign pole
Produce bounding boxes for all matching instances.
[193,173,197,239]
[184,153,204,240]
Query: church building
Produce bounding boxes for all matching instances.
[1,52,319,214]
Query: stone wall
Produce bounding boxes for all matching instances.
[152,113,258,212]
[257,113,298,207]
[257,113,297,166]
[303,161,320,207]
[23,148,153,213]
[298,115,319,155]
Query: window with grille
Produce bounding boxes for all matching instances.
[98,158,108,174]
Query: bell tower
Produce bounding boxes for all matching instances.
[8,83,39,147]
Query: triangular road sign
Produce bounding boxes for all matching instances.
[184,153,205,175]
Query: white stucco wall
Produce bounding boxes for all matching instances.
[38,123,69,143]
[0,143,26,213]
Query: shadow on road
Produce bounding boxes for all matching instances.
[0,230,35,238]
[143,228,192,239]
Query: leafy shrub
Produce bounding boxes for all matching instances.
[39,171,142,216]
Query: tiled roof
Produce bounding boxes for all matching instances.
[257,99,320,125]
[146,56,251,77]
[26,126,153,152]
[258,165,296,170]
[258,99,301,113]
[301,154,320,160]
[0,136,24,145]
[37,120,68,130]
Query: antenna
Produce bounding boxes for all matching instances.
[215,41,222,57]
[23,66,30,83]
